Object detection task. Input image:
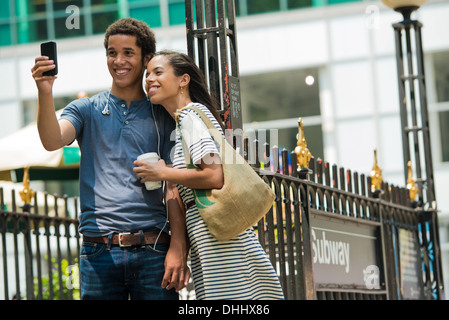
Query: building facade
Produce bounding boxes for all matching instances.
[1,0,449,298]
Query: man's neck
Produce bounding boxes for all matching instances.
[110,85,146,107]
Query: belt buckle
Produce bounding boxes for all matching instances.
[118,232,131,247]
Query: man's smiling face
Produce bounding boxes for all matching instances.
[106,34,145,91]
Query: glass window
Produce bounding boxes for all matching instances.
[130,6,161,28]
[92,11,118,34]
[439,111,449,162]
[247,0,280,14]
[128,0,159,4]
[328,0,360,4]
[169,0,186,26]
[21,0,46,14]
[234,1,239,15]
[241,67,323,160]
[0,1,10,19]
[432,51,449,162]
[0,24,12,46]
[241,68,320,122]
[91,0,117,6]
[288,0,313,9]
[434,51,449,103]
[17,19,47,44]
[53,0,84,11]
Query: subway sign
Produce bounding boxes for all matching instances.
[310,211,384,289]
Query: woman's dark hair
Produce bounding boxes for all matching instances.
[153,50,225,131]
[104,18,156,60]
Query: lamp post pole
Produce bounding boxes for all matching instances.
[185,0,242,132]
[383,0,435,209]
[382,0,444,299]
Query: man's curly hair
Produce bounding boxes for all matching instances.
[104,18,156,59]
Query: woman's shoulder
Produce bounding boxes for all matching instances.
[181,103,222,131]
[178,103,208,124]
[179,102,211,116]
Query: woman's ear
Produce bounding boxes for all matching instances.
[181,73,190,86]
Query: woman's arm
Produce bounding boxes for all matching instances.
[133,153,224,190]
[162,181,190,292]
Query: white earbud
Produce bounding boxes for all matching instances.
[102,90,112,115]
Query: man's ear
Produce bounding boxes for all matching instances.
[143,54,152,66]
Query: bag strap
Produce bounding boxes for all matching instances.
[175,104,225,166]
[176,103,225,146]
[176,104,248,169]
[175,104,222,138]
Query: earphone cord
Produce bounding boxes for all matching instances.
[150,100,166,252]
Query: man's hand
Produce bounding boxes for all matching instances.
[31,56,57,93]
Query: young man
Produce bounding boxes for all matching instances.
[31,18,189,300]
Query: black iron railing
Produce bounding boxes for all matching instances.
[0,140,444,300]
[251,142,444,300]
[0,189,80,300]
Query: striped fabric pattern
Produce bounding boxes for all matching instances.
[173,103,284,300]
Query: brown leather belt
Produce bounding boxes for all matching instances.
[83,230,170,247]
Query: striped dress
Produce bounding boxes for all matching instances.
[173,102,284,300]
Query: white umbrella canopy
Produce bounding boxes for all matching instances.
[0,110,80,182]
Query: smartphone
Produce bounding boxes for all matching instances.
[40,41,58,76]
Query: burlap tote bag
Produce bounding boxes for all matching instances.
[175,105,275,241]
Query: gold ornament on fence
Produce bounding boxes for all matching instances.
[370,149,383,192]
[19,166,35,205]
[294,117,312,172]
[406,161,418,202]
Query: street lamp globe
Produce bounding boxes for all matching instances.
[381,0,427,19]
[381,0,427,10]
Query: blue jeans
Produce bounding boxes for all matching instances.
[79,241,179,300]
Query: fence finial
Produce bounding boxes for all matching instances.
[406,160,418,202]
[370,148,383,192]
[19,166,35,205]
[295,117,312,173]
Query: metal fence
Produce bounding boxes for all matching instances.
[0,140,444,300]
[252,142,444,300]
[0,189,80,300]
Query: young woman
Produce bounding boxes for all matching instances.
[134,50,284,300]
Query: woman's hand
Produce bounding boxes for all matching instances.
[133,158,167,183]
[134,153,223,190]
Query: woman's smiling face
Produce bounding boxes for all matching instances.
[145,55,183,106]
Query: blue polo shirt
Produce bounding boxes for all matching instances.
[60,91,175,237]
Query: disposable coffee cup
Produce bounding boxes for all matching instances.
[137,152,162,190]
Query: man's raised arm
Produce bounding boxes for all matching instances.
[31,56,76,151]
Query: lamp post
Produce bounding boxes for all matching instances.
[381,0,435,209]
[381,0,444,299]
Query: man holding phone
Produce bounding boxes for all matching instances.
[31,18,189,300]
